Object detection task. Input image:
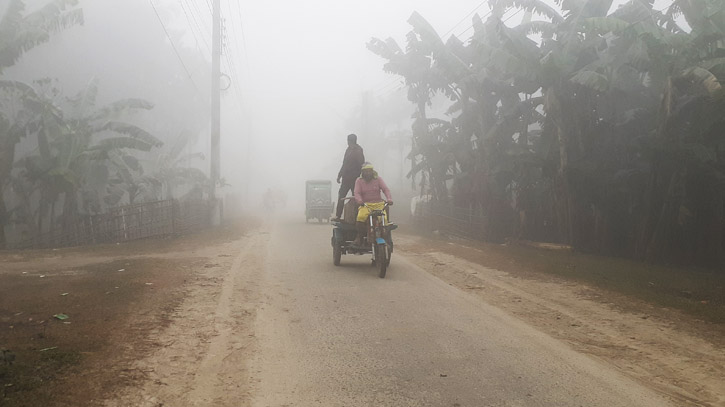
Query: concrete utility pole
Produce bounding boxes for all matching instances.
[211,0,221,223]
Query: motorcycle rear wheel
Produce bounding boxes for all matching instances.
[333,245,342,266]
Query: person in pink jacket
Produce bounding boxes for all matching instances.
[353,162,393,246]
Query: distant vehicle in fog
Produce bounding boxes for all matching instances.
[305,180,333,223]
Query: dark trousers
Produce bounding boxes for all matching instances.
[336,179,356,218]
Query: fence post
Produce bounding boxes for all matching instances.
[171,199,177,236]
[90,215,96,245]
[120,208,127,241]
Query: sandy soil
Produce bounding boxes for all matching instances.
[397,233,725,407]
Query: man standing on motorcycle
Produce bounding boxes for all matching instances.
[353,162,393,247]
[332,133,365,222]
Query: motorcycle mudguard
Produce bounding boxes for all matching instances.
[376,237,386,245]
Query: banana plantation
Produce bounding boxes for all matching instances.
[0,0,209,249]
[369,0,725,267]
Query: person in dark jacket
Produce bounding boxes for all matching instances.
[332,133,365,221]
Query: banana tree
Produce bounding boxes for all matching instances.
[0,0,83,247]
[150,130,208,201]
[368,12,467,201]
[12,79,162,237]
[371,10,552,240]
[0,0,83,74]
[637,0,725,264]
[372,0,725,263]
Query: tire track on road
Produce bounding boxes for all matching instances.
[188,230,268,406]
[104,227,269,407]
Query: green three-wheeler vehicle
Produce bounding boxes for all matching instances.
[305,180,334,223]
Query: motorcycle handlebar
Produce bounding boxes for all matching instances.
[362,201,391,209]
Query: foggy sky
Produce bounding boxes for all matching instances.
[224,0,675,208]
[231,0,495,208]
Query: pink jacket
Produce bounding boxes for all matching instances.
[354,177,392,204]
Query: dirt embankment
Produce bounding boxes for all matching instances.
[398,233,725,407]
[0,221,256,407]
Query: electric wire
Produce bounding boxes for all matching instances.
[224,1,247,79]
[148,0,203,97]
[222,0,253,166]
[221,7,245,107]
[441,0,491,38]
[223,48,244,101]
[182,0,211,54]
[225,2,254,132]
[375,77,405,96]
[453,8,501,38]
[218,2,247,111]
[189,0,211,38]
[179,0,210,64]
[233,0,252,80]
[372,2,495,96]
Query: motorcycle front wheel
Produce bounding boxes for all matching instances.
[374,244,387,278]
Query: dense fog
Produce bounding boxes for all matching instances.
[1,0,497,221]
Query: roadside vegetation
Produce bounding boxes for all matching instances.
[370,0,725,268]
[0,0,210,250]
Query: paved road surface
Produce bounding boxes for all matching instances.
[248,220,671,407]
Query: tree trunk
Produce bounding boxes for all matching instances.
[61,187,79,239]
[638,76,682,262]
[0,133,17,249]
[645,167,686,263]
[129,184,138,205]
[37,196,44,240]
[545,86,577,246]
[0,194,7,249]
[49,198,56,237]
[694,175,723,266]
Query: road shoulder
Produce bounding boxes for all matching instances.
[397,233,725,406]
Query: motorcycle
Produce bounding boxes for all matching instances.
[330,200,397,278]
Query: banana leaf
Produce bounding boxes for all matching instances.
[92,137,154,152]
[98,122,162,147]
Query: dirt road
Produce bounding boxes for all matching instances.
[3,218,723,406]
[249,221,673,407]
[106,219,696,407]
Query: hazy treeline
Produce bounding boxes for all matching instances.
[370,0,725,266]
[0,0,211,248]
